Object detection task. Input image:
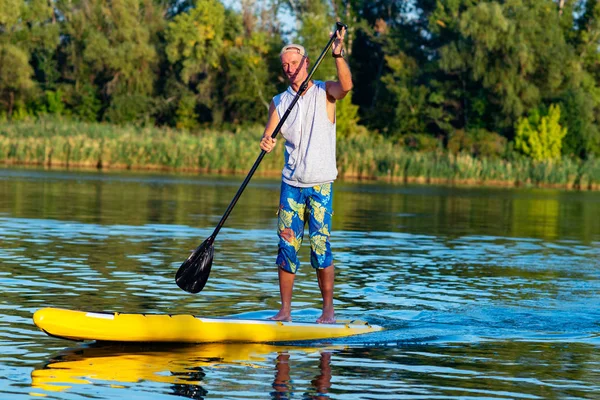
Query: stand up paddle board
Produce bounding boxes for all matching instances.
[33,308,383,343]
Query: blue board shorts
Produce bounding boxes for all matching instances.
[276,181,334,273]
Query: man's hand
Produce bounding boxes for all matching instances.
[331,26,346,56]
[260,135,277,153]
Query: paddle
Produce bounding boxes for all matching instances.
[175,21,348,294]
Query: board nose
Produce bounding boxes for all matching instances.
[33,308,48,328]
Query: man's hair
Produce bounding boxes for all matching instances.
[280,44,307,58]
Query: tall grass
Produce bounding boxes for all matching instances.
[0,119,598,190]
[0,119,284,174]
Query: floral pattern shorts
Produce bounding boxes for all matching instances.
[276,181,334,273]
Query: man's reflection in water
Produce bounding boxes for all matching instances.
[311,351,332,399]
[271,351,332,399]
[272,352,292,398]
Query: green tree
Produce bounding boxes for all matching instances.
[558,81,600,158]
[515,104,567,161]
[558,0,600,158]
[335,94,362,137]
[438,0,576,131]
[58,0,163,121]
[216,3,281,125]
[175,95,199,130]
[73,84,103,122]
[0,0,58,117]
[165,0,225,125]
[0,45,34,117]
[349,1,461,137]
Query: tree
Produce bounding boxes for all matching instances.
[0,0,58,117]
[515,104,568,161]
[218,6,281,124]
[165,0,225,124]
[558,0,600,158]
[56,0,163,122]
[0,45,34,117]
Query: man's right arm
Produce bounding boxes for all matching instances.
[260,101,280,153]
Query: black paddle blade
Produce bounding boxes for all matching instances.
[175,237,215,294]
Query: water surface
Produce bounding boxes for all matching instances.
[1,167,599,399]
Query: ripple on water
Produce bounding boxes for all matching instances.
[1,176,600,399]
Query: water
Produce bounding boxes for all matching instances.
[1,167,599,399]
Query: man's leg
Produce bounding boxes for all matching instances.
[271,182,305,321]
[270,268,295,321]
[307,184,335,324]
[316,265,335,323]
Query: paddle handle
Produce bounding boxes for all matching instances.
[211,22,347,238]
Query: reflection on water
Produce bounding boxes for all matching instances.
[1,166,600,399]
[29,341,600,399]
[272,351,332,400]
[31,343,330,397]
[32,343,337,399]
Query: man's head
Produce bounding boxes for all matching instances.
[280,44,309,86]
[280,44,307,59]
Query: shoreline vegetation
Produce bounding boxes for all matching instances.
[0,119,598,191]
[3,0,600,195]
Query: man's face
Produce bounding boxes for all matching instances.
[281,52,308,85]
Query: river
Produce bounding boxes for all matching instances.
[1,167,599,399]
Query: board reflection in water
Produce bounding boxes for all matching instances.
[31,342,339,398]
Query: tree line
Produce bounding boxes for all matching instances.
[1,0,599,161]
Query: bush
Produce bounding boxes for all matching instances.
[104,94,155,125]
[448,128,507,158]
[400,133,441,152]
[335,95,361,138]
[515,104,567,161]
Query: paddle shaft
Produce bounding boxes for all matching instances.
[210,22,347,239]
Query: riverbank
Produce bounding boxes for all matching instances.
[1,119,598,190]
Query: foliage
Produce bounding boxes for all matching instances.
[165,0,225,84]
[104,94,155,125]
[175,95,199,130]
[335,95,361,138]
[218,10,279,125]
[0,0,599,166]
[0,0,58,117]
[448,128,507,159]
[400,133,442,152]
[0,45,36,115]
[558,77,600,158]
[515,104,568,161]
[45,90,66,115]
[72,85,103,122]
[2,118,596,189]
[58,0,161,101]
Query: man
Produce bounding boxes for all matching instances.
[259,27,352,324]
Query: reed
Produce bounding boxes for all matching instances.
[0,119,597,190]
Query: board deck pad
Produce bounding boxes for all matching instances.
[33,308,383,343]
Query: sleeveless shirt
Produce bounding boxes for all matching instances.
[272,80,338,187]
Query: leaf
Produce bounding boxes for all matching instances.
[278,209,294,231]
[287,198,305,221]
[311,235,328,256]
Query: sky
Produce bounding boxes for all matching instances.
[220,0,298,38]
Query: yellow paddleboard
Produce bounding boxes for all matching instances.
[33,307,383,343]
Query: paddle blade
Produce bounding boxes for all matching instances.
[175,238,214,294]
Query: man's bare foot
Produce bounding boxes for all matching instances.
[316,307,335,324]
[269,309,292,322]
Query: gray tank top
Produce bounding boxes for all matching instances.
[273,80,338,187]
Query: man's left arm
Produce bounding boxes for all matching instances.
[327,58,353,100]
[326,28,353,101]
